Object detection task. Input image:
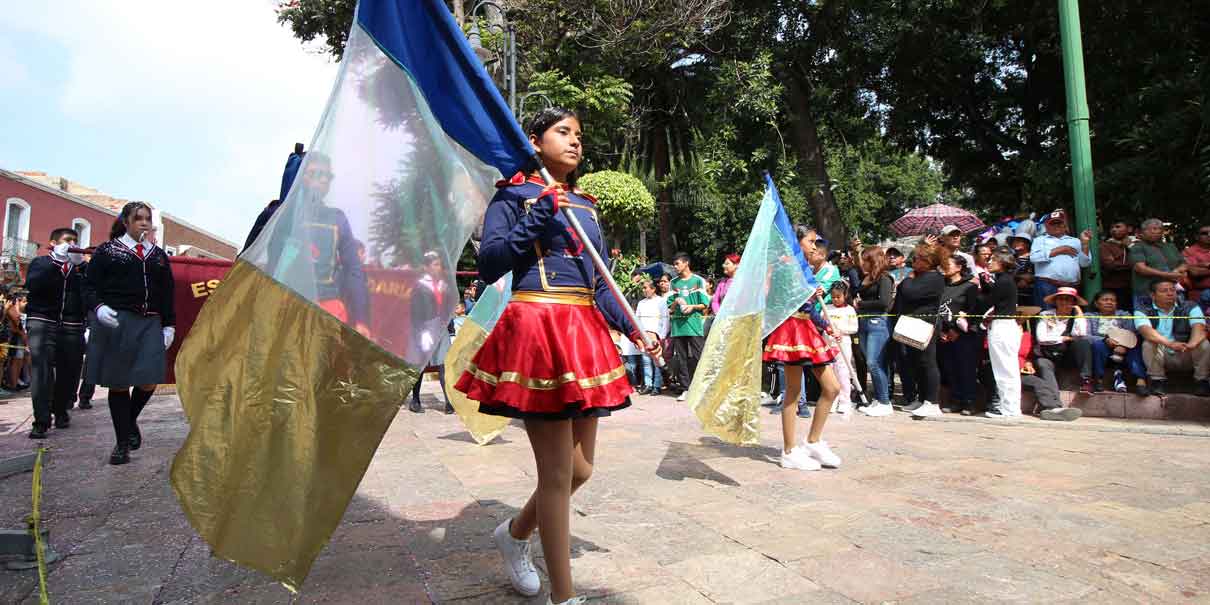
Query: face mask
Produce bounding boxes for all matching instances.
[52,242,71,258]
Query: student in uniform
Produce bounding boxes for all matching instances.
[454,108,659,605]
[83,202,176,465]
[25,227,88,438]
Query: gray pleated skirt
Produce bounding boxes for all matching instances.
[85,310,166,388]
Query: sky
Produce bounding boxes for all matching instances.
[0,1,339,245]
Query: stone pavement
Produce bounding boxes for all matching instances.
[2,384,1210,604]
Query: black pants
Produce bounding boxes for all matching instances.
[903,333,940,404]
[938,331,982,402]
[671,335,705,391]
[77,353,95,403]
[1041,338,1093,378]
[28,321,85,430]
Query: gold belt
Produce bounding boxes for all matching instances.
[512,291,593,306]
[791,312,813,320]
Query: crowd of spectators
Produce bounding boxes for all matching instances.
[605,212,1210,422]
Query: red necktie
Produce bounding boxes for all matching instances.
[136,243,145,259]
[61,263,68,277]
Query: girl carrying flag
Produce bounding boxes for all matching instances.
[454,107,659,605]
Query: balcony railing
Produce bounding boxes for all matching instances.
[2,237,39,260]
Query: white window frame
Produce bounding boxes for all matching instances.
[4,198,31,242]
[71,218,92,248]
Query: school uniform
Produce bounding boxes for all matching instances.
[25,253,87,432]
[454,173,636,419]
[83,234,175,459]
[83,235,175,387]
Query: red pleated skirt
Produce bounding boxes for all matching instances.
[454,293,632,419]
[763,313,837,366]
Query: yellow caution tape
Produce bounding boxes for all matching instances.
[31,446,49,605]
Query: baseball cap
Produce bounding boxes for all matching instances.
[940,225,962,235]
[886,247,904,257]
[1046,209,1067,223]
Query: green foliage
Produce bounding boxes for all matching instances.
[523,70,634,172]
[609,252,645,298]
[826,138,945,241]
[280,0,1210,257]
[578,170,656,230]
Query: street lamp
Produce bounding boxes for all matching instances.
[467,0,517,116]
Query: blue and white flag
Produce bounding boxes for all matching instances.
[172,0,533,589]
[685,174,819,445]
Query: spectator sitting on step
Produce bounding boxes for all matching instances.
[1035,287,1095,394]
[1134,279,1210,397]
[1084,290,1146,394]
[1020,312,1083,422]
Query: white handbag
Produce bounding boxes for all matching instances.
[893,315,935,350]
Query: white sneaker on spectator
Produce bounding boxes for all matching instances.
[676,391,687,402]
[1113,370,1128,393]
[862,402,893,417]
[779,446,821,471]
[983,409,1005,419]
[911,401,942,418]
[493,519,540,596]
[802,440,841,468]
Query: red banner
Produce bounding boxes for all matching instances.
[166,257,234,384]
[166,260,436,383]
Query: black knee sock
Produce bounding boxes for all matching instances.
[131,387,154,421]
[411,376,422,403]
[108,388,132,447]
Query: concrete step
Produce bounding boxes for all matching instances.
[1025,390,1210,420]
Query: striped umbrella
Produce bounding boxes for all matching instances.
[891,203,986,236]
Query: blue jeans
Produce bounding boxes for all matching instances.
[1035,280,1065,308]
[858,317,891,403]
[773,363,807,405]
[641,353,662,391]
[1090,338,1147,378]
[622,355,642,387]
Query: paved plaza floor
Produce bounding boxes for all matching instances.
[2,384,1210,604]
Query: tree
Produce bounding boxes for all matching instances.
[578,170,656,249]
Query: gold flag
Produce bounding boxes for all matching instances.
[170,262,417,590]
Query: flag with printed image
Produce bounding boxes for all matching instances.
[685,174,819,445]
[169,0,533,589]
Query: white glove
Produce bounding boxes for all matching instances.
[420,330,435,351]
[163,327,175,349]
[96,305,120,329]
[83,329,90,344]
[68,252,85,266]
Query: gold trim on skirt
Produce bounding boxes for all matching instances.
[468,363,626,390]
[512,291,594,306]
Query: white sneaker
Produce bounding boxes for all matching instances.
[494,519,540,596]
[862,402,893,417]
[547,596,588,605]
[802,440,841,468]
[779,446,822,471]
[676,391,687,402]
[911,401,942,418]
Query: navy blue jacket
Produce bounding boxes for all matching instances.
[478,173,633,337]
[26,256,87,325]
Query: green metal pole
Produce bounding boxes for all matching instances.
[1058,0,1100,298]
